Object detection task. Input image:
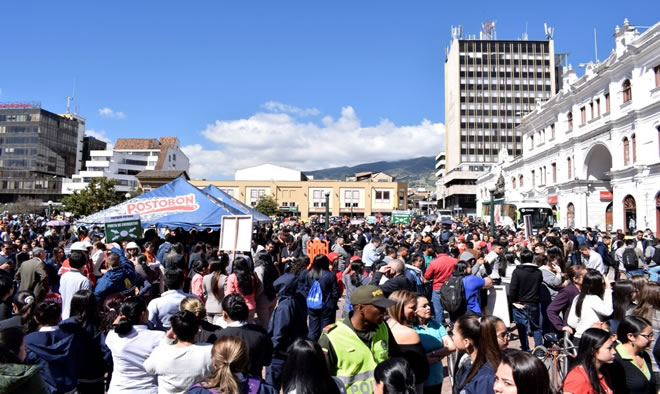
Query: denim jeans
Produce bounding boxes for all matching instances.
[432,289,445,325]
[648,266,660,282]
[626,269,644,278]
[513,303,543,352]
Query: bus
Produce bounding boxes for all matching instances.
[482,201,556,232]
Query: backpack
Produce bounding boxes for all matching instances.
[652,247,660,265]
[440,274,467,314]
[440,231,452,244]
[622,248,639,271]
[306,280,323,310]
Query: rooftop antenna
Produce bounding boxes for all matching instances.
[482,21,496,40]
[594,28,599,62]
[523,21,528,40]
[66,78,76,114]
[544,23,555,40]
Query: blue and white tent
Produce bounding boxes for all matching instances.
[77,177,235,230]
[202,185,272,224]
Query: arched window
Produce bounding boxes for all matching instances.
[567,157,572,179]
[512,177,516,189]
[623,79,632,103]
[623,137,630,165]
[519,175,524,188]
[567,112,573,130]
[632,134,636,163]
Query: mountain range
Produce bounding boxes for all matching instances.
[305,156,436,189]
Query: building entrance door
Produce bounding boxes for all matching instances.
[605,203,613,234]
[624,195,636,235]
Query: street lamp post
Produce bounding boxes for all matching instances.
[47,200,53,219]
[324,191,331,231]
[488,186,496,237]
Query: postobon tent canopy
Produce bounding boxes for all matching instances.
[202,184,273,224]
[77,177,234,231]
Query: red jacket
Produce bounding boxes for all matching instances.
[424,254,458,290]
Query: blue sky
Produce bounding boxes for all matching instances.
[1,1,658,178]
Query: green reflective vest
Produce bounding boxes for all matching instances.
[326,320,389,394]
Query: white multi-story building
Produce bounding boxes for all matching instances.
[63,137,189,194]
[476,19,660,235]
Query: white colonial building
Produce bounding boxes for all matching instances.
[477,19,660,235]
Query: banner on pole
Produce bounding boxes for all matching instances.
[104,214,142,243]
[219,215,253,252]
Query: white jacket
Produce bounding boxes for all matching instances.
[567,289,613,338]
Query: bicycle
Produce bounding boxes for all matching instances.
[532,333,577,393]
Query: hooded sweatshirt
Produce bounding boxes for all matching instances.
[509,263,543,305]
[268,272,308,357]
[0,363,48,394]
[25,327,80,394]
[94,247,137,302]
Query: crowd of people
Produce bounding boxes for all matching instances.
[1,213,660,394]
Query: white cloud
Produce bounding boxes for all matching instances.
[85,129,113,149]
[98,107,126,119]
[182,104,444,179]
[261,101,320,117]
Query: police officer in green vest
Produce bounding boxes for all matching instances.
[318,285,402,394]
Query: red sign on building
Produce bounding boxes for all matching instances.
[600,191,613,201]
[547,195,558,205]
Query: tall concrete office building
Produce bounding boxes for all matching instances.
[441,24,556,215]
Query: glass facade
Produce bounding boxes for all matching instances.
[0,108,81,201]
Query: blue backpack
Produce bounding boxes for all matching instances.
[306,280,323,310]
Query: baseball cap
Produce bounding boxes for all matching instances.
[350,256,362,263]
[126,242,139,250]
[326,252,339,262]
[459,251,475,262]
[350,285,395,308]
[70,242,88,252]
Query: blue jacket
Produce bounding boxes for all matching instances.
[58,318,112,384]
[595,241,612,267]
[25,328,79,394]
[94,248,136,301]
[268,273,308,356]
[454,361,496,394]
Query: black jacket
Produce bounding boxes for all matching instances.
[509,263,543,305]
[608,346,656,394]
[218,324,272,376]
[370,272,414,298]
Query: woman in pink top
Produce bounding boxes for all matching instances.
[191,260,208,301]
[224,257,261,323]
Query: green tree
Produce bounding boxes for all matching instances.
[61,178,124,217]
[254,195,279,217]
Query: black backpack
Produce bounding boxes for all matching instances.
[440,274,467,314]
[652,247,660,265]
[622,248,639,271]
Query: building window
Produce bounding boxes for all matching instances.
[519,175,524,188]
[250,189,266,206]
[623,137,630,165]
[551,123,555,139]
[221,189,234,196]
[567,157,572,179]
[605,93,610,112]
[655,66,660,87]
[622,79,632,103]
[590,102,594,120]
[375,190,390,202]
[344,190,359,208]
[530,135,534,149]
[632,134,636,163]
[567,112,573,130]
[531,170,535,187]
[552,163,557,184]
[596,98,601,117]
[312,190,327,208]
[512,177,516,189]
[580,106,586,125]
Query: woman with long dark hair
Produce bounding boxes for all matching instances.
[304,254,339,341]
[280,338,342,394]
[608,315,656,393]
[493,350,550,394]
[567,269,612,344]
[203,254,228,324]
[373,357,416,394]
[65,289,111,394]
[563,327,615,394]
[451,314,501,394]
[607,280,636,333]
[0,327,48,393]
[225,256,261,323]
[547,265,585,334]
[105,296,164,394]
[188,336,277,394]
